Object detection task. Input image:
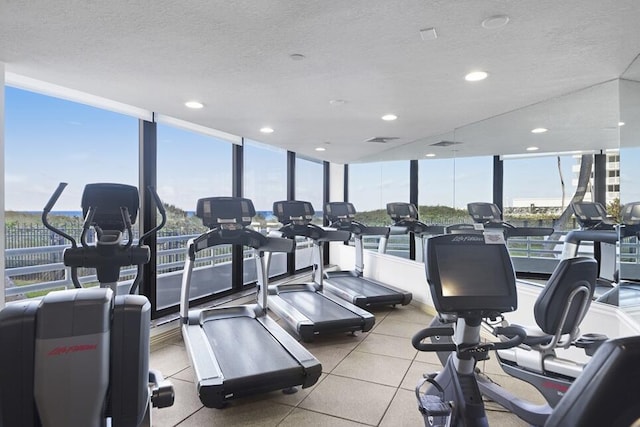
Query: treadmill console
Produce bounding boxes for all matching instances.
[81,183,139,231]
[621,202,640,238]
[571,202,615,230]
[467,202,502,224]
[273,200,315,225]
[325,202,356,223]
[196,197,255,229]
[387,202,418,222]
[425,233,517,316]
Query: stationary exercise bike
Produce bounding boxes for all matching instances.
[0,183,174,427]
[412,234,640,427]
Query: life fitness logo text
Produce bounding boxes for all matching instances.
[451,235,484,242]
[48,344,98,356]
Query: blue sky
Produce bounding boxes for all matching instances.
[5,86,637,213]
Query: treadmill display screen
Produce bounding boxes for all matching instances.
[435,244,511,297]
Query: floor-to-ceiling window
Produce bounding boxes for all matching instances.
[155,121,234,310]
[4,86,138,302]
[348,161,409,256]
[244,140,287,280]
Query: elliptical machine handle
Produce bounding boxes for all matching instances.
[42,182,78,248]
[412,327,457,352]
[491,325,528,350]
[43,182,68,213]
[138,186,167,246]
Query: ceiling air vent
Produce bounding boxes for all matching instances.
[430,140,462,147]
[365,137,400,143]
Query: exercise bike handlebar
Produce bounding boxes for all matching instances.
[412,327,457,352]
[491,325,528,350]
[411,324,527,353]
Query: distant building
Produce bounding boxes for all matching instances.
[571,153,620,204]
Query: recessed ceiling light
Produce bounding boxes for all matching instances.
[465,71,488,82]
[419,27,438,41]
[289,54,306,61]
[260,127,274,134]
[619,121,626,126]
[425,153,436,157]
[531,128,548,134]
[329,99,347,106]
[481,15,510,29]
[315,147,326,152]
[382,114,398,121]
[185,101,204,109]
[526,146,540,151]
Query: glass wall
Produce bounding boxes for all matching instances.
[295,156,323,270]
[155,123,233,309]
[4,86,138,302]
[244,140,287,281]
[419,156,492,226]
[349,161,409,255]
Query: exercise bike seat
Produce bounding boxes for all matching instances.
[501,257,597,350]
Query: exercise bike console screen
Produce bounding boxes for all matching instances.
[426,234,517,315]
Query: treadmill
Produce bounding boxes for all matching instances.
[323,202,412,308]
[267,200,375,342]
[386,202,444,262]
[564,201,618,297]
[467,202,555,239]
[180,197,321,408]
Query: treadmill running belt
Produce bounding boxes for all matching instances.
[278,291,358,323]
[203,317,300,380]
[328,275,401,298]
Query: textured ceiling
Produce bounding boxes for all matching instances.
[1,0,639,163]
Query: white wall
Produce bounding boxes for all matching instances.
[331,244,640,348]
[1,63,5,309]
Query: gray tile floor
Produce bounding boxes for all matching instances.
[150,302,545,426]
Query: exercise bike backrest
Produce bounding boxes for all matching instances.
[42,182,166,294]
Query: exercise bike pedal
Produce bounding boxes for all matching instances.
[416,375,454,427]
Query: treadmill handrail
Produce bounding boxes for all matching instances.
[564,229,618,245]
[330,219,390,237]
[189,227,294,259]
[279,223,351,242]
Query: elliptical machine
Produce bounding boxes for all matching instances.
[0,183,174,427]
[412,234,640,426]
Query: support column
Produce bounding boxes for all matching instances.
[139,119,158,314]
[593,152,607,206]
[232,142,244,289]
[409,160,419,260]
[1,64,5,309]
[493,155,504,216]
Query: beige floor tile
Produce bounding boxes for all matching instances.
[385,305,433,325]
[303,344,354,373]
[371,317,426,339]
[177,400,294,426]
[172,366,195,383]
[379,388,426,427]
[299,375,396,425]
[151,377,203,427]
[356,333,418,360]
[150,342,191,378]
[278,408,371,427]
[332,350,411,387]
[414,347,447,365]
[399,360,441,391]
[268,373,328,407]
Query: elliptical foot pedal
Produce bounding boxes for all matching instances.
[416,375,453,427]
